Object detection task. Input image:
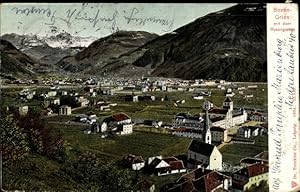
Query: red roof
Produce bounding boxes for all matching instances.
[246,163,268,177]
[163,157,179,164]
[193,171,231,192]
[112,113,130,121]
[169,160,185,170]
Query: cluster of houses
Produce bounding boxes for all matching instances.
[170,140,268,192]
[6,77,98,86]
[163,161,268,192]
[122,154,187,176]
[121,139,269,192]
[80,112,134,136]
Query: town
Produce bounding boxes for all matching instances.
[1,76,268,192]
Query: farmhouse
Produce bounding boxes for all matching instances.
[187,140,222,170]
[103,113,133,135]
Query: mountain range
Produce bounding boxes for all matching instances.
[1,4,267,81]
[1,33,97,65]
[0,39,38,78]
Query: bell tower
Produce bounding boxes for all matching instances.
[223,97,233,111]
[203,100,212,144]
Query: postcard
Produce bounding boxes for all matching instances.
[0,3,298,192]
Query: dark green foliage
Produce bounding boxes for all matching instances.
[0,115,29,164]
[48,103,60,113]
[62,151,134,192]
[14,107,66,161]
[60,95,79,108]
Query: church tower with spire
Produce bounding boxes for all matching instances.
[203,100,212,144]
[223,97,233,128]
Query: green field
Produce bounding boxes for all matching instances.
[220,136,268,165]
[51,123,192,162]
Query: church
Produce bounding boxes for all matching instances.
[205,97,248,130]
[172,97,247,144]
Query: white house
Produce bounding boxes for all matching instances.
[100,122,108,132]
[47,91,57,97]
[133,95,139,102]
[147,156,186,176]
[103,113,133,135]
[18,105,29,115]
[193,95,204,100]
[187,140,222,171]
[122,154,145,171]
[50,98,60,105]
[119,124,133,135]
[59,105,72,115]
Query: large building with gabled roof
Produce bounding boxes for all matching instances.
[187,139,222,170]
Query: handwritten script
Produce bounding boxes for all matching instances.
[10,4,175,34]
[270,32,296,191]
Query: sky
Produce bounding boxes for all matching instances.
[1,3,236,38]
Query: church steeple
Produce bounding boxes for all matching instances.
[203,100,212,144]
[223,96,233,111]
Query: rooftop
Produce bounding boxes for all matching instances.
[188,140,215,157]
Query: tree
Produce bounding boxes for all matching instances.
[63,151,134,191]
[0,115,29,164]
[96,164,134,192]
[15,107,66,161]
